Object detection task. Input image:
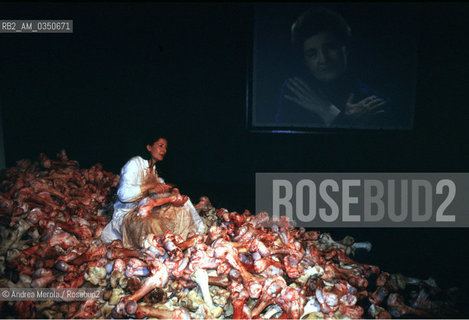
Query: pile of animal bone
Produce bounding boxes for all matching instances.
[0,152,459,319]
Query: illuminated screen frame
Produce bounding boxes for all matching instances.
[247,2,421,134]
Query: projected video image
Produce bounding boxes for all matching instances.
[249,3,421,131]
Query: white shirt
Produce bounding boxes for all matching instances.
[100,156,205,243]
[113,156,163,222]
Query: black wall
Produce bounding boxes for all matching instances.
[1,2,468,306]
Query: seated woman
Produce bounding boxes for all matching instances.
[100,136,206,248]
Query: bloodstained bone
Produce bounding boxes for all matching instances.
[0,151,458,319]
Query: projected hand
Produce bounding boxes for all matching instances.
[344,93,386,118]
[284,77,339,125]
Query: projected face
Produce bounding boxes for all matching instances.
[303,32,347,82]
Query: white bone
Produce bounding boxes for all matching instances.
[352,241,372,252]
[191,268,214,307]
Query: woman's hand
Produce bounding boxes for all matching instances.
[170,194,188,207]
[141,182,174,196]
[149,183,174,194]
[344,93,386,118]
[284,77,340,125]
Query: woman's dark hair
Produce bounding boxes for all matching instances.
[291,7,352,56]
[144,133,168,172]
[146,135,167,147]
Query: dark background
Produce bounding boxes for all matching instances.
[1,2,468,315]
